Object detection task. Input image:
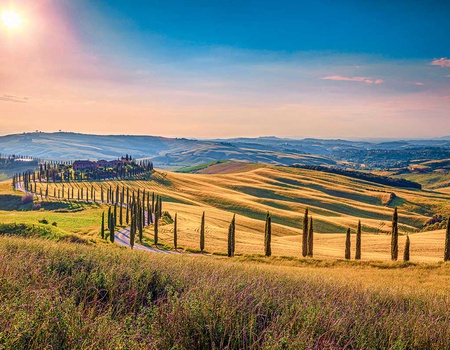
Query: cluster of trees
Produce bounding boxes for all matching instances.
[292,165,422,189]
[100,189,165,249]
[12,158,153,186]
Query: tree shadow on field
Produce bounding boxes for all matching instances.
[0,194,23,211]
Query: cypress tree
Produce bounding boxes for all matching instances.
[154,205,159,246]
[119,201,123,226]
[130,209,136,249]
[391,208,399,261]
[302,208,309,257]
[114,203,117,226]
[126,201,130,225]
[264,213,272,257]
[345,228,351,260]
[100,211,105,239]
[109,212,115,243]
[151,192,155,213]
[355,220,362,260]
[138,204,143,243]
[228,214,236,257]
[200,211,205,253]
[403,235,410,262]
[444,218,450,261]
[147,195,151,226]
[174,213,178,250]
[228,221,233,257]
[107,206,112,234]
[231,214,236,257]
[307,217,314,257]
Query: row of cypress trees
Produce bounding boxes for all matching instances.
[165,208,450,262]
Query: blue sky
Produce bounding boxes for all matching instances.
[0,0,449,138]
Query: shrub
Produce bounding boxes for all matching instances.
[38,218,49,225]
[32,203,41,211]
[21,194,33,205]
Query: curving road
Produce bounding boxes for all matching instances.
[15,181,179,254]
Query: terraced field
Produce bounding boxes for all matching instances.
[6,162,448,261]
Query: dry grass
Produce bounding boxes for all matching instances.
[1,237,450,349]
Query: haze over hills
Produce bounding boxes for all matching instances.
[1,132,450,170]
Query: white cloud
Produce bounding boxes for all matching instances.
[321,76,383,84]
[431,58,450,67]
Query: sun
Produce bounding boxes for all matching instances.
[1,10,23,29]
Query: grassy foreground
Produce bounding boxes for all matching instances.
[1,237,450,349]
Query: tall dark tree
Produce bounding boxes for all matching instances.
[173,213,178,250]
[228,214,236,258]
[444,218,450,261]
[119,201,123,226]
[154,205,159,246]
[345,228,351,260]
[355,220,362,260]
[302,208,309,258]
[307,217,314,257]
[403,235,410,262]
[200,211,205,253]
[391,208,399,261]
[114,203,117,226]
[130,206,136,249]
[264,212,272,257]
[109,211,115,243]
[151,192,155,213]
[100,211,105,239]
[138,204,143,243]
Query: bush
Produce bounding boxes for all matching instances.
[51,222,58,227]
[32,203,41,211]
[21,194,33,205]
[38,218,49,225]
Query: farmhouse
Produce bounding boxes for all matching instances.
[73,160,98,171]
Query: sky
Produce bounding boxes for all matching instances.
[0,0,450,139]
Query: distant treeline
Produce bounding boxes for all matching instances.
[292,165,422,189]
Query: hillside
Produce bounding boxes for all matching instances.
[1,132,450,170]
[7,162,450,261]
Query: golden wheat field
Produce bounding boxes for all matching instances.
[5,162,449,263]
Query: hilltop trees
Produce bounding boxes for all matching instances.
[264,212,272,257]
[391,208,399,261]
[302,208,309,257]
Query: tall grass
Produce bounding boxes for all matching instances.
[1,237,450,349]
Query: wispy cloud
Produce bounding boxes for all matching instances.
[446,75,450,78]
[414,82,424,86]
[0,94,29,103]
[321,76,384,84]
[431,58,450,67]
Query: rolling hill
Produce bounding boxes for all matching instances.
[10,162,449,261]
[1,132,450,170]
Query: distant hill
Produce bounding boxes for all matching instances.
[1,132,450,170]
